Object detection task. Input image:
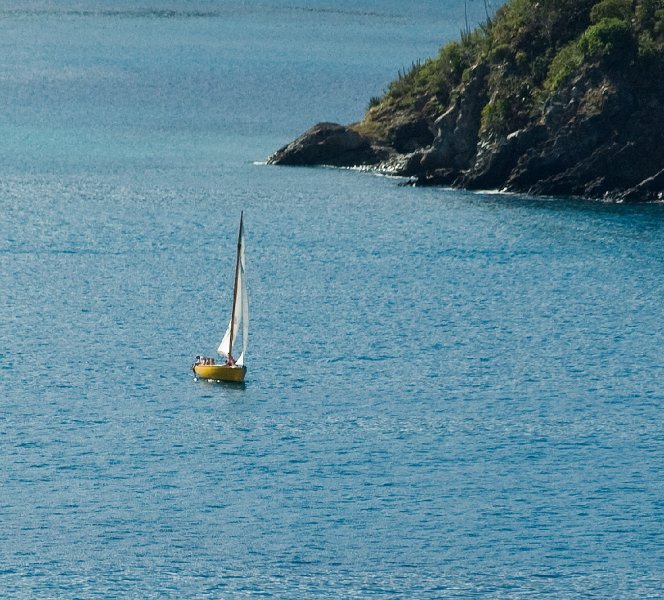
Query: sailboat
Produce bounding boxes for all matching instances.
[193,212,248,383]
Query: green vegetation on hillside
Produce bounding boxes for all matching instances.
[364,0,664,140]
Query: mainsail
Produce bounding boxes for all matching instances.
[217,213,249,363]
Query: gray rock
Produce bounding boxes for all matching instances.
[463,125,547,190]
[420,62,489,173]
[266,122,384,167]
[620,168,664,202]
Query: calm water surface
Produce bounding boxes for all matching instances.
[1,2,662,597]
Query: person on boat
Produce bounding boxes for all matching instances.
[225,355,235,366]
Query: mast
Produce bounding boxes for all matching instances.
[228,211,243,360]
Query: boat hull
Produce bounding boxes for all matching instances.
[193,364,247,382]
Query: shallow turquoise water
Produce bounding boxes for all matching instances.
[1,2,663,597]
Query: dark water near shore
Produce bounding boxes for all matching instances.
[1,2,662,597]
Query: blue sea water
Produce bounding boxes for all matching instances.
[1,1,662,597]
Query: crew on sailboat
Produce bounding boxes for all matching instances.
[194,356,218,367]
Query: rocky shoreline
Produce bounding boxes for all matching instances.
[268,1,664,203]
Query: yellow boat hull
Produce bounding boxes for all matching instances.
[193,364,247,382]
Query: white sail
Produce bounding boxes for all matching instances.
[217,317,236,358]
[217,215,248,363]
[236,258,249,366]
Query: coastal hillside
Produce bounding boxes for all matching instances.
[268,0,664,202]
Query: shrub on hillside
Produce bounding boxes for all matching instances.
[579,17,635,62]
[590,0,633,24]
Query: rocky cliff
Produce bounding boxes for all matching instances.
[268,0,664,202]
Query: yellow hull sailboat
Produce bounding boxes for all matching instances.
[193,363,247,383]
[193,212,249,383]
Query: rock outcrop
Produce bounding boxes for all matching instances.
[268,1,664,202]
[266,122,388,168]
